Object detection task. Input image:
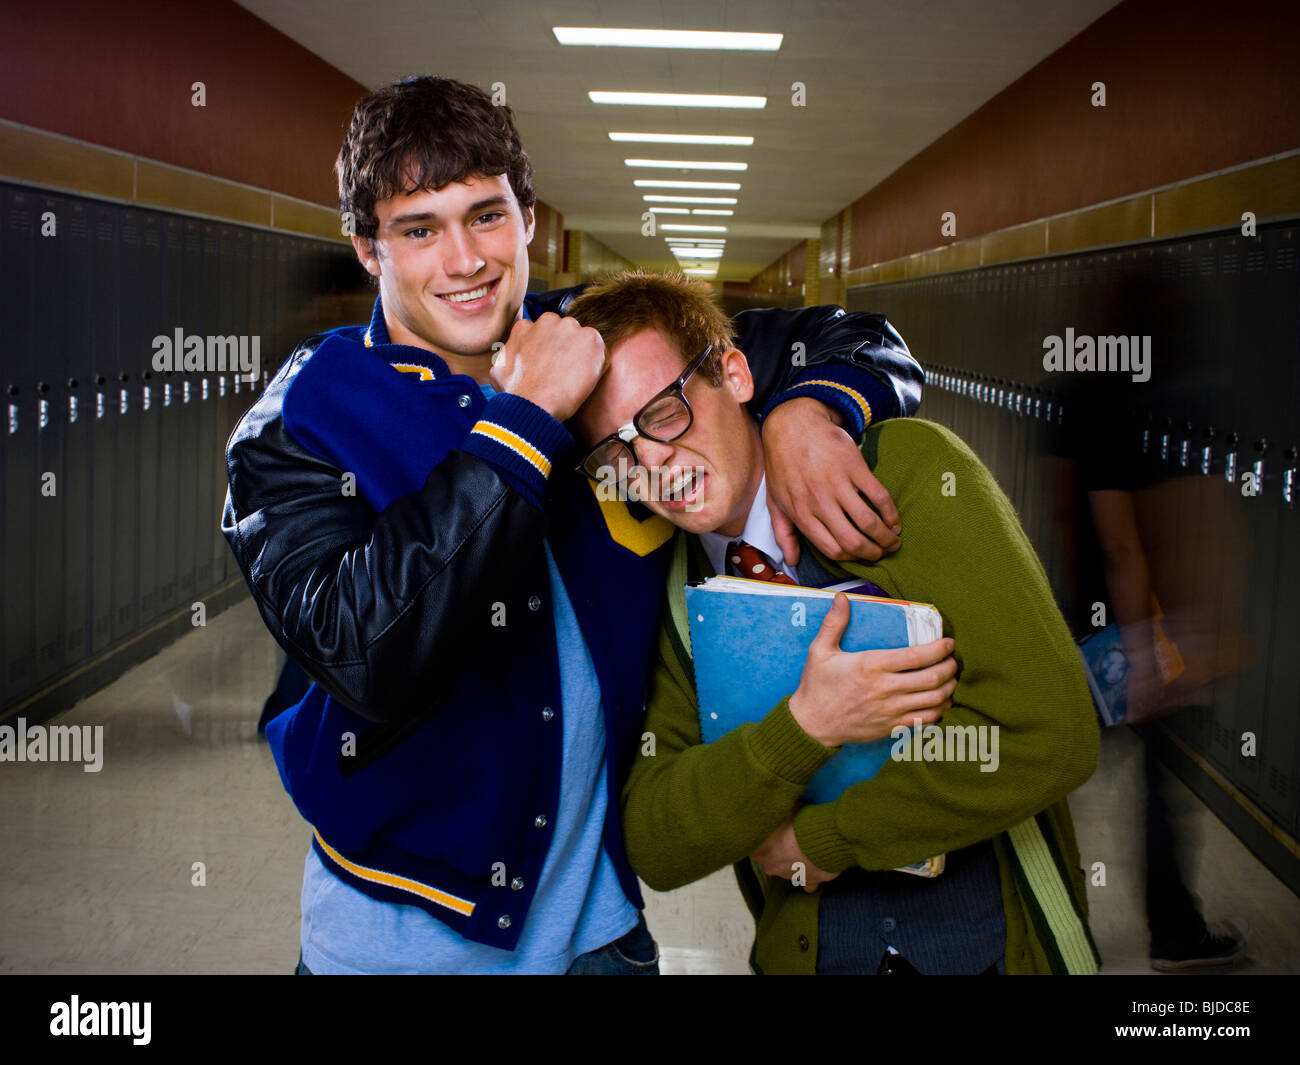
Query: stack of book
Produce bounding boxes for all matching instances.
[686,576,946,877]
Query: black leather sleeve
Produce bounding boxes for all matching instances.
[222,343,545,725]
[732,305,922,420]
[529,285,923,422]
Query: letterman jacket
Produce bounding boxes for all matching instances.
[221,285,923,950]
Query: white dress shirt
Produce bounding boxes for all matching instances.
[699,474,798,581]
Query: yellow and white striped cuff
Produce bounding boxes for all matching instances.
[470,420,553,478]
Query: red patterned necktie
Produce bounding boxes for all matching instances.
[726,540,797,585]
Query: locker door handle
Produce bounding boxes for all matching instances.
[1252,439,1268,492]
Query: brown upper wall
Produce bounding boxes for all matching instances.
[752,239,808,295]
[849,0,1300,268]
[1,0,367,206]
[528,199,564,269]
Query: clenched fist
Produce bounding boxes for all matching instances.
[489,313,606,422]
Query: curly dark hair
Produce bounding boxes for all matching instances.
[336,75,536,240]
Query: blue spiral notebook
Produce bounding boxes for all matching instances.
[685,576,943,806]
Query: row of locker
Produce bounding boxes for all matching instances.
[0,181,367,713]
[858,226,1298,453]
[850,221,1300,837]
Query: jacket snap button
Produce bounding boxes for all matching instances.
[798,935,809,952]
[541,707,554,721]
[528,596,542,611]
[497,915,511,930]
[457,393,471,408]
[534,814,547,828]
[510,877,525,891]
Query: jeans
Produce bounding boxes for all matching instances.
[564,912,660,975]
[293,912,660,975]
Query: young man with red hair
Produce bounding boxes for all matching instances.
[569,272,1100,975]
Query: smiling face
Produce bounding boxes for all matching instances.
[352,172,534,375]
[573,328,766,537]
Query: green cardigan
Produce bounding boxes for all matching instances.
[620,418,1102,974]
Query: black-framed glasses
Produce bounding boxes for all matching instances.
[577,344,713,483]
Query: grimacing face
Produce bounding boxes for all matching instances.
[351,172,534,375]
[573,328,765,538]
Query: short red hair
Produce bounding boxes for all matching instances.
[565,270,734,385]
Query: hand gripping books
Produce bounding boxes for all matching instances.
[685,576,946,877]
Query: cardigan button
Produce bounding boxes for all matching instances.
[510,877,525,891]
[534,814,547,828]
[497,915,512,930]
[882,917,896,931]
[457,393,472,408]
[541,707,554,721]
[797,935,809,952]
[528,595,542,611]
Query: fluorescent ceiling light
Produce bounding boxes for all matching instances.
[590,91,765,109]
[647,206,689,214]
[660,224,728,232]
[625,158,747,171]
[682,268,718,276]
[611,132,754,146]
[666,238,726,244]
[643,195,737,204]
[672,248,723,258]
[556,28,782,50]
[692,209,734,216]
[634,180,741,190]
